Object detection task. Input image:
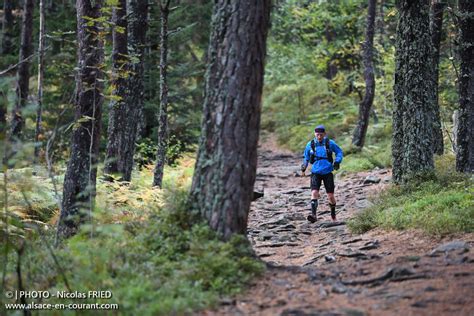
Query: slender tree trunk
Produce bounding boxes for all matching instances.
[34,0,46,163]
[10,0,34,140]
[1,0,15,55]
[153,0,171,188]
[352,0,377,148]
[392,0,435,183]
[189,0,271,240]
[456,0,474,173]
[104,0,129,178]
[377,0,385,49]
[0,91,6,137]
[430,0,445,155]
[325,27,338,80]
[57,0,104,239]
[119,0,148,181]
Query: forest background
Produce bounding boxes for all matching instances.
[0,0,472,314]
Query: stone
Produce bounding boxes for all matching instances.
[424,286,438,292]
[337,251,368,258]
[331,282,348,294]
[317,221,346,228]
[359,240,380,251]
[355,199,373,209]
[325,255,336,262]
[429,241,469,256]
[287,253,305,259]
[260,232,274,241]
[319,284,328,299]
[276,299,287,306]
[273,278,291,287]
[260,215,290,227]
[258,252,275,258]
[282,189,304,195]
[278,235,291,242]
[342,238,363,245]
[364,175,381,184]
[219,297,236,306]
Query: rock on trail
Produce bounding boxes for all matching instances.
[201,136,474,316]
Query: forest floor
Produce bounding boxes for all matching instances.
[202,134,474,316]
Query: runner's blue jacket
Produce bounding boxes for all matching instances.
[302,137,343,175]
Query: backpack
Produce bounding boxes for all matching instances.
[309,139,333,164]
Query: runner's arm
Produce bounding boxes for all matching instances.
[330,141,343,163]
[302,143,310,169]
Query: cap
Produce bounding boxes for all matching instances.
[314,125,325,133]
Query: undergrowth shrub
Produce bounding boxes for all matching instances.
[1,157,264,315]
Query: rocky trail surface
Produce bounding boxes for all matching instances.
[203,137,474,316]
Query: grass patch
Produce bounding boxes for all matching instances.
[348,155,474,236]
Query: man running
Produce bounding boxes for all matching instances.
[301,125,343,222]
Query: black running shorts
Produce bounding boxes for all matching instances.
[310,172,335,193]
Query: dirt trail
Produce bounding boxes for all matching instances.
[204,135,474,316]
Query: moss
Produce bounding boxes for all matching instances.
[348,155,474,236]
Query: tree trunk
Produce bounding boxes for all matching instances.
[452,110,459,154]
[0,90,6,137]
[104,0,129,178]
[430,0,445,155]
[34,0,46,163]
[352,0,377,148]
[120,0,148,181]
[1,0,15,55]
[57,0,104,239]
[104,0,148,182]
[377,0,385,43]
[456,0,474,173]
[10,0,34,140]
[189,0,271,240]
[325,27,338,80]
[392,0,435,183]
[152,0,171,188]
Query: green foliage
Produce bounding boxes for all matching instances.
[141,0,212,157]
[271,0,366,74]
[348,155,474,236]
[1,164,263,315]
[135,138,157,169]
[263,0,396,168]
[337,121,392,172]
[135,135,192,170]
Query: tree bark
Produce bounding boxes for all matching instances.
[10,0,34,140]
[153,0,171,188]
[57,0,104,239]
[189,0,271,240]
[0,90,6,137]
[1,0,15,55]
[104,0,129,178]
[456,0,474,173]
[104,0,148,182]
[352,0,377,148]
[430,0,445,155]
[377,0,385,46]
[392,0,435,183]
[325,27,338,80]
[120,0,148,181]
[452,110,459,154]
[34,0,46,163]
